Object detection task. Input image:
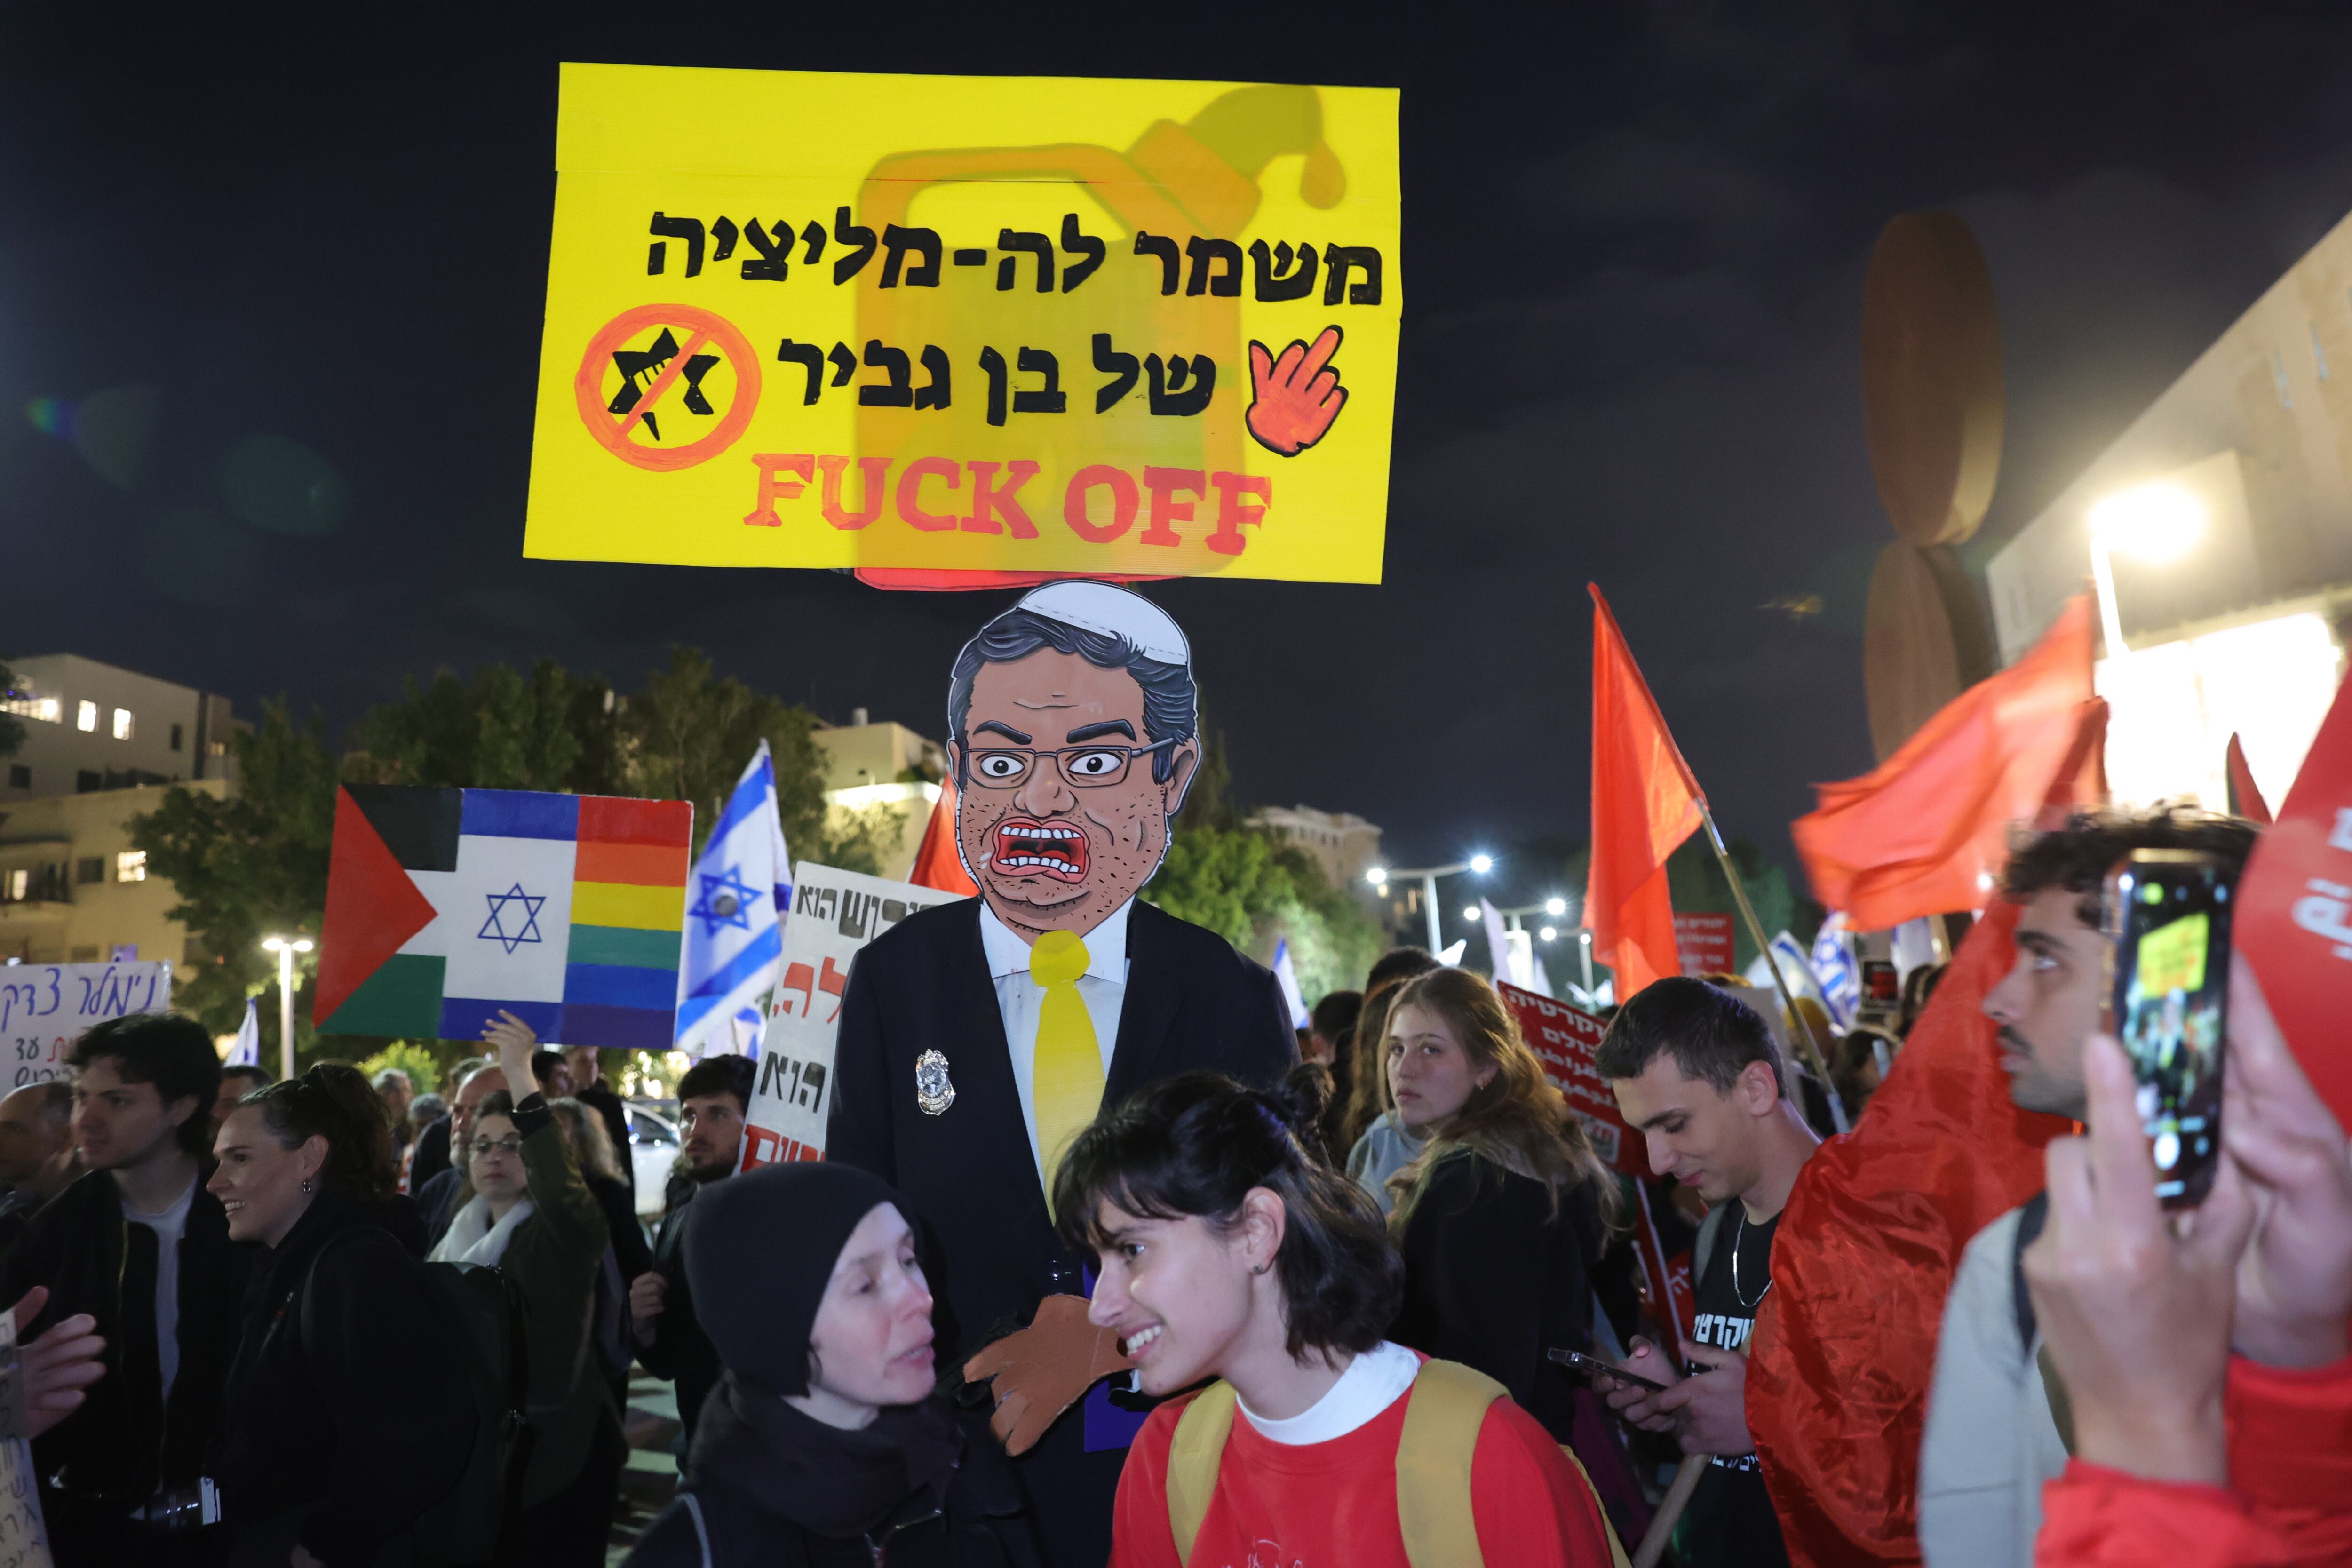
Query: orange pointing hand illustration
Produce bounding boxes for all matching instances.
[1247,325,1348,456]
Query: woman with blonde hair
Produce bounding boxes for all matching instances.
[1379,967,1624,1449]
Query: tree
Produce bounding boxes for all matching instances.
[131,701,339,1048]
[347,658,621,794]
[1144,735,1383,1006]
[619,646,894,871]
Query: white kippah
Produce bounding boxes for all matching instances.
[1014,581,1191,669]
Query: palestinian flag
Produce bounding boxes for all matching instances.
[315,785,691,1050]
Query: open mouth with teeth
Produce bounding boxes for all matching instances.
[1120,1323,1163,1361]
[991,818,1090,883]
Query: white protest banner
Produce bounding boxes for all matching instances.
[0,963,173,1090]
[0,1305,52,1568]
[739,865,965,1168]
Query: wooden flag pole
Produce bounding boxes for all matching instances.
[1633,1453,1711,1568]
[1697,803,1851,1135]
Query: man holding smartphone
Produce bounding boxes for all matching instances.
[1593,978,1823,1568]
[1916,810,2254,1568]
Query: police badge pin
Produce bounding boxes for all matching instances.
[913,1049,956,1116]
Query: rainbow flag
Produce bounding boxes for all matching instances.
[315,785,691,1050]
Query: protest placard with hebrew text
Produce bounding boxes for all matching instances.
[0,963,172,1091]
[527,64,1400,584]
[739,865,965,1168]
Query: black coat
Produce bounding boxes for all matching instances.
[407,1115,453,1192]
[209,1191,473,1565]
[826,896,1295,1568]
[0,1166,253,1518]
[636,1180,723,1448]
[626,1374,1040,1568]
[1391,1148,1604,1444]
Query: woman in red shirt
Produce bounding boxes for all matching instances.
[1051,1070,1620,1568]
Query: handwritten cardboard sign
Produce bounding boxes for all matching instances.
[739,864,964,1168]
[526,65,1400,584]
[0,963,172,1090]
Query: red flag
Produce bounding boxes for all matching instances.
[1746,897,2077,1566]
[906,778,979,896]
[1793,597,2097,930]
[2225,733,2273,824]
[2233,671,2352,1129]
[1585,586,1705,994]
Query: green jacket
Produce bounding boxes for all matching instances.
[502,1097,615,1503]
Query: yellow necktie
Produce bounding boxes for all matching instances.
[1029,929,1104,1208]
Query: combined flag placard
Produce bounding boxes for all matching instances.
[315,785,692,1050]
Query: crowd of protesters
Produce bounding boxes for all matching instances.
[0,806,2341,1568]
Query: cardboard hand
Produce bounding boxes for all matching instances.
[1246,326,1347,455]
[961,1294,1134,1455]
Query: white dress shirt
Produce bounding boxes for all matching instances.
[977,899,1130,1184]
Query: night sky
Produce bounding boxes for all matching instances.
[7,3,2351,891]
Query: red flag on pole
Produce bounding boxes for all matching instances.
[1585,586,1706,995]
[906,779,979,896]
[1792,597,2097,930]
[1748,715,2101,1566]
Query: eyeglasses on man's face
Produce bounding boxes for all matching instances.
[960,735,1177,789]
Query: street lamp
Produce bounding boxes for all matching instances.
[261,936,313,1081]
[1538,925,1557,942]
[2088,482,2205,657]
[1364,855,1497,953]
[1462,906,1482,923]
[1543,896,1568,918]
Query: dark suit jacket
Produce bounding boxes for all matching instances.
[828,895,1296,1356]
[826,895,1294,1568]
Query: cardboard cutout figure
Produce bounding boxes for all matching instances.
[827,583,1295,1568]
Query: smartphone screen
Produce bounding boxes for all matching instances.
[2103,851,2233,1208]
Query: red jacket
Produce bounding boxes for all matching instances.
[2037,1353,2352,1568]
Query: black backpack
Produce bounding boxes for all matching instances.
[299,1236,533,1568]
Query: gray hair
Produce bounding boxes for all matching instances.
[371,1068,413,1094]
[946,609,1197,784]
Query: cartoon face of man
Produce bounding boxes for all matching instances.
[946,585,1200,941]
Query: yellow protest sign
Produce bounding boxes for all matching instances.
[524,64,1399,585]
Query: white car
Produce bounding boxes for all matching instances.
[623,1103,682,1216]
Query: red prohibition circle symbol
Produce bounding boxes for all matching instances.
[574,303,763,473]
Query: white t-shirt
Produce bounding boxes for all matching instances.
[977,900,1130,1185]
[123,1177,198,1404]
[1237,1340,1422,1445]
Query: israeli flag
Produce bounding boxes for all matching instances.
[227,997,260,1068]
[1271,939,1310,1029]
[674,741,792,1058]
[1808,914,1862,1030]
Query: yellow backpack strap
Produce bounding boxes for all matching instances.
[1395,1360,1502,1568]
[1165,1381,1240,1566]
[1396,1360,1634,1568]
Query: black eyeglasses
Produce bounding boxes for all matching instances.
[961,736,1176,789]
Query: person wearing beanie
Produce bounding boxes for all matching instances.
[624,1162,1042,1568]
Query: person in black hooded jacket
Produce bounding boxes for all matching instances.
[625,1162,1041,1568]
[204,1063,471,1567]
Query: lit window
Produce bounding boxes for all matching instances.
[116,850,146,883]
[5,870,24,901]
[0,698,59,724]
[75,701,97,733]
[112,708,133,741]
